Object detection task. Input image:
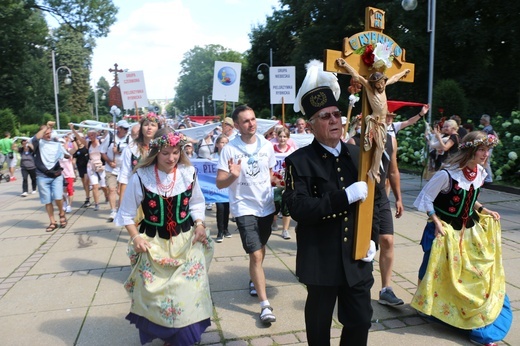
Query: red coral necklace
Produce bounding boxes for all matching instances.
[462,166,477,181]
[155,165,177,197]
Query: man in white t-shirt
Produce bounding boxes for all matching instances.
[100,120,131,221]
[216,105,277,325]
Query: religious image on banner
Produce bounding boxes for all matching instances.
[212,61,241,103]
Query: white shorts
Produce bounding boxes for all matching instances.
[87,168,106,187]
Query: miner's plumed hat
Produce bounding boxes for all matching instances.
[294,60,341,115]
[300,86,339,119]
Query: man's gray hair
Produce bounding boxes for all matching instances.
[481,114,491,123]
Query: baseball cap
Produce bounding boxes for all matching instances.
[117,120,130,128]
[222,117,234,127]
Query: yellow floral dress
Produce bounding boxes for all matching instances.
[412,167,505,329]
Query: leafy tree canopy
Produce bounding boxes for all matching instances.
[25,0,118,39]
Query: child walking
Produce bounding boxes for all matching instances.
[211,135,230,242]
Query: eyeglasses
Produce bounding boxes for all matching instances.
[311,110,342,122]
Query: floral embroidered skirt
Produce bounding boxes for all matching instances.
[125,228,214,345]
[411,213,506,329]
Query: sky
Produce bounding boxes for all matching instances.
[90,0,280,100]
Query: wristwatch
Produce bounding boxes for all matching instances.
[195,221,205,228]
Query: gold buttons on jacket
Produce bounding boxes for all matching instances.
[344,227,348,232]
[344,217,348,222]
[337,167,341,172]
[340,177,344,181]
[343,237,348,242]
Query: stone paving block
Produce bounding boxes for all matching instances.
[200,330,221,344]
[382,318,407,329]
[250,336,274,346]
[271,333,299,344]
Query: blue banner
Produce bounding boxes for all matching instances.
[191,154,289,204]
[191,159,229,203]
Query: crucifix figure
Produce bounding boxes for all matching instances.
[336,59,410,182]
[323,6,415,259]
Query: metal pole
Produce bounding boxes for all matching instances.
[427,0,436,125]
[202,96,205,116]
[94,90,99,121]
[52,50,60,130]
[269,48,273,118]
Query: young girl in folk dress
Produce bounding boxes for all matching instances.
[115,128,213,346]
[412,131,511,346]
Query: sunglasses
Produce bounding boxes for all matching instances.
[311,110,342,122]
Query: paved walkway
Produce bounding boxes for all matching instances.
[0,171,518,345]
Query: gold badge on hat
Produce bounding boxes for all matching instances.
[309,91,328,108]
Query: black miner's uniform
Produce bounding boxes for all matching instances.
[283,138,374,346]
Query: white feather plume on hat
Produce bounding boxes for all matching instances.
[294,59,341,115]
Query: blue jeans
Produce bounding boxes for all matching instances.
[37,174,64,204]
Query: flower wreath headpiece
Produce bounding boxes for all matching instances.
[149,132,187,150]
[458,134,499,150]
[145,112,161,124]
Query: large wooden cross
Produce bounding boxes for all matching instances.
[324,7,415,259]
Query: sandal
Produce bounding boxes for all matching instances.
[249,280,258,296]
[59,214,67,228]
[46,223,58,232]
[260,305,276,324]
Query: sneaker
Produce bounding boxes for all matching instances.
[108,210,117,222]
[216,234,223,243]
[81,200,91,208]
[65,206,72,213]
[378,288,404,306]
[259,306,276,324]
[281,229,291,239]
[206,203,212,210]
[223,230,232,238]
[20,192,28,197]
[31,190,36,194]
[94,204,99,211]
[10,176,16,181]
[271,220,278,231]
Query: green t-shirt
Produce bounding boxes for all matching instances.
[0,138,13,154]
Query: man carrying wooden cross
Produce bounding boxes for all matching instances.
[336,57,410,183]
[284,60,377,345]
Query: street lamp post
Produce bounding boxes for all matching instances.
[256,48,273,118]
[94,87,107,122]
[197,95,206,116]
[52,50,72,130]
[402,0,435,124]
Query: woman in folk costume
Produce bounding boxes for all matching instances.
[118,112,162,200]
[115,128,213,346]
[412,131,512,346]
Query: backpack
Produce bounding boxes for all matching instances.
[74,146,89,166]
[103,131,130,153]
